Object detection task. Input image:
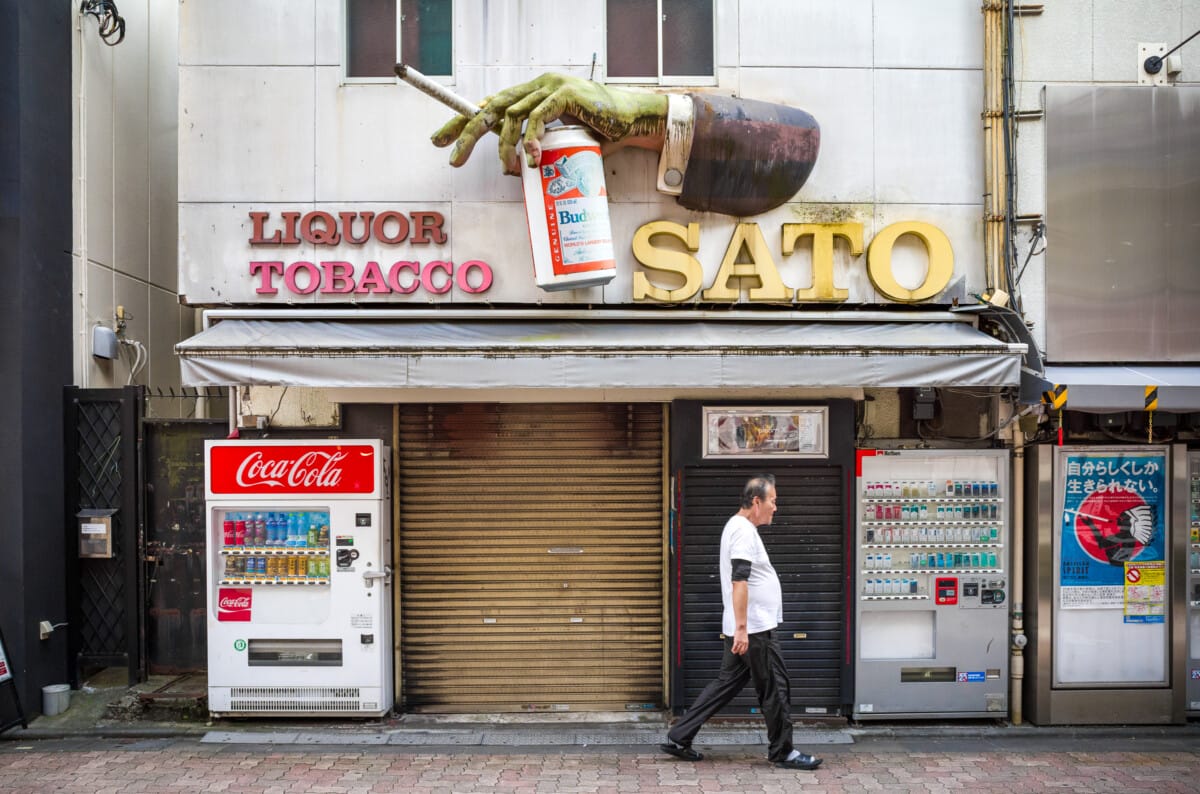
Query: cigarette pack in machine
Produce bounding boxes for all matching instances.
[854,449,1010,719]
[205,440,392,717]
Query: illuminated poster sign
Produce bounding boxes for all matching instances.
[1059,451,1166,619]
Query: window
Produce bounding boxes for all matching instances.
[606,0,714,84]
[346,0,452,80]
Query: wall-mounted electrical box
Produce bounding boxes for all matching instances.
[77,508,117,558]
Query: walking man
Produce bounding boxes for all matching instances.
[661,474,822,771]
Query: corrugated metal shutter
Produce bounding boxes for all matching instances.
[679,466,845,713]
[398,403,665,712]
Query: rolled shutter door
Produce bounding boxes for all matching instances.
[398,403,665,712]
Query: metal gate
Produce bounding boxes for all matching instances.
[397,403,665,712]
[677,466,846,714]
[144,418,227,673]
[64,386,144,685]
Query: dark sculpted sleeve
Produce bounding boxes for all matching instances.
[679,94,821,217]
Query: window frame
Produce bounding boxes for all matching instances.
[604,0,717,87]
[342,0,455,86]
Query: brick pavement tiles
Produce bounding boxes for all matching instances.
[0,738,1197,794]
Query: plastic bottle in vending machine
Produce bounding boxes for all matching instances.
[253,513,266,547]
[307,521,318,548]
[318,519,329,547]
[288,513,301,547]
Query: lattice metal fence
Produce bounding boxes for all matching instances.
[65,387,143,684]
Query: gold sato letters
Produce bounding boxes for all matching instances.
[632,220,954,305]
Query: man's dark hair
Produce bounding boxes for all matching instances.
[740,474,776,508]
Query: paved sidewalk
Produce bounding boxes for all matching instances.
[0,736,1198,793]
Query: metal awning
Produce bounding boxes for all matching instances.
[177,318,1025,390]
[1043,365,1200,412]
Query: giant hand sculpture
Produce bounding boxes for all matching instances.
[425,72,821,217]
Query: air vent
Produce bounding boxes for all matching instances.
[229,686,363,712]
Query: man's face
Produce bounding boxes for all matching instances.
[750,485,778,526]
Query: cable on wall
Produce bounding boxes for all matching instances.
[80,0,125,46]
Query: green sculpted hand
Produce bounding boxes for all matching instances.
[431,73,669,176]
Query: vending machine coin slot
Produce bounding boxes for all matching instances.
[935,577,958,605]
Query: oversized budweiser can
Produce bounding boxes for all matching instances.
[520,126,617,291]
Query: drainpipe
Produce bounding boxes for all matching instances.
[986,0,1026,724]
[1010,437,1026,724]
[983,1,1010,306]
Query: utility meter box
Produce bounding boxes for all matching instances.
[77,508,116,558]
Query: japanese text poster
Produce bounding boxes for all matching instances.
[1059,451,1166,621]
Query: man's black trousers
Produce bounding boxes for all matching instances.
[667,629,794,762]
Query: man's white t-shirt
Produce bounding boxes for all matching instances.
[719,514,784,636]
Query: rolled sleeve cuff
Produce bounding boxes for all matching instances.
[656,93,695,196]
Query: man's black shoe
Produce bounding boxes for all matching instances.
[775,752,822,770]
[660,742,703,761]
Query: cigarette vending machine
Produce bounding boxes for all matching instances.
[854,449,1010,719]
[205,440,392,717]
[1188,452,1200,715]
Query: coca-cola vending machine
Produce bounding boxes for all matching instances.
[205,439,392,717]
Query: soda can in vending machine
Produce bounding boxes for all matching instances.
[223,519,235,547]
[235,519,247,546]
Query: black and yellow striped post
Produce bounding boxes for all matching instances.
[1043,384,1067,410]
[1145,386,1158,442]
[1043,385,1067,445]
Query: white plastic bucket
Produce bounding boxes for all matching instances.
[42,683,70,716]
[520,126,617,292]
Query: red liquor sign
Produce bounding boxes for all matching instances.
[209,443,377,495]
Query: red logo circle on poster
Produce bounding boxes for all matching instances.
[1073,487,1149,566]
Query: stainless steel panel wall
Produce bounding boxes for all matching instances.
[1045,86,1200,362]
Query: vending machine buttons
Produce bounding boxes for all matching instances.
[935,577,958,605]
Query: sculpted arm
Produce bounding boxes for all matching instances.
[430,73,669,176]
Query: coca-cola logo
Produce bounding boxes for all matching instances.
[210,443,376,495]
[217,588,252,622]
[236,450,348,489]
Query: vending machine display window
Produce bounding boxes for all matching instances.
[854,449,1010,719]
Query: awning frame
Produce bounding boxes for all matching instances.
[177,309,1027,392]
